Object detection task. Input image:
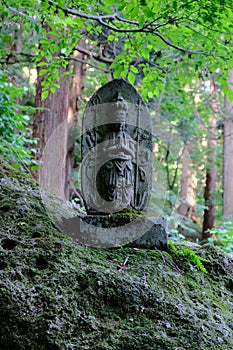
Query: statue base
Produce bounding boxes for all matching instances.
[128,217,167,250]
[61,214,167,249]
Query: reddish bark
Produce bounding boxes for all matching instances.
[33,56,70,198]
[223,68,233,219]
[202,81,218,240]
[65,40,87,200]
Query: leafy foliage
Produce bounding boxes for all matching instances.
[0,71,37,170]
[208,221,233,254]
[1,0,233,99]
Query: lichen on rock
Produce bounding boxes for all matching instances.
[0,160,233,350]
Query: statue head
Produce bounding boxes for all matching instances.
[110,92,128,124]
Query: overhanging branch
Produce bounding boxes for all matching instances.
[0,52,36,65]
[76,46,113,64]
[76,46,168,72]
[69,56,109,72]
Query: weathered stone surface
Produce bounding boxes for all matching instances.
[1,161,233,350]
[61,215,167,249]
[130,217,168,249]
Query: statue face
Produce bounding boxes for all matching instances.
[112,110,126,124]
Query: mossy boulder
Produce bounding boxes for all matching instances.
[0,160,233,350]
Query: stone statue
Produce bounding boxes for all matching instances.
[61,78,167,250]
[81,78,152,215]
[96,92,135,206]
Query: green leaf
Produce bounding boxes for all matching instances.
[41,90,49,101]
[128,71,135,84]
[108,35,115,42]
[138,16,144,27]
[131,66,139,74]
[31,165,40,171]
[38,69,48,76]
[147,91,153,98]
[113,70,121,78]
[153,88,159,96]
[130,6,139,17]
[40,39,49,45]
[225,89,233,102]
[120,69,128,78]
[37,62,49,67]
[118,1,127,11]
[105,0,118,4]
[142,5,154,18]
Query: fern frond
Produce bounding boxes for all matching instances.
[168,241,209,273]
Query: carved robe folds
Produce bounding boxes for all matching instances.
[97,129,135,204]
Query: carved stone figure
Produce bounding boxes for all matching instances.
[96,92,135,207]
[81,78,152,215]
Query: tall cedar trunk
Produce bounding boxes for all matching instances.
[178,143,197,225]
[33,59,70,199]
[202,81,218,239]
[65,40,86,200]
[178,143,191,217]
[223,68,233,219]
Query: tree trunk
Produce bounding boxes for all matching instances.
[178,143,191,217]
[65,40,87,200]
[33,62,70,199]
[223,68,233,219]
[202,80,218,239]
[178,142,198,229]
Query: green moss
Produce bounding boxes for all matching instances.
[111,207,147,223]
[1,162,233,349]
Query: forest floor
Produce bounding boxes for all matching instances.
[0,160,233,350]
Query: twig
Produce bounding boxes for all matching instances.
[76,46,113,64]
[123,256,129,266]
[69,56,109,72]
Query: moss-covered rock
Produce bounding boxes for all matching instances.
[0,160,233,350]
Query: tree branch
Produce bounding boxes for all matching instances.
[0,52,36,65]
[76,46,113,64]
[76,46,167,72]
[152,30,203,55]
[47,0,137,25]
[69,56,109,72]
[5,4,35,21]
[144,59,168,72]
